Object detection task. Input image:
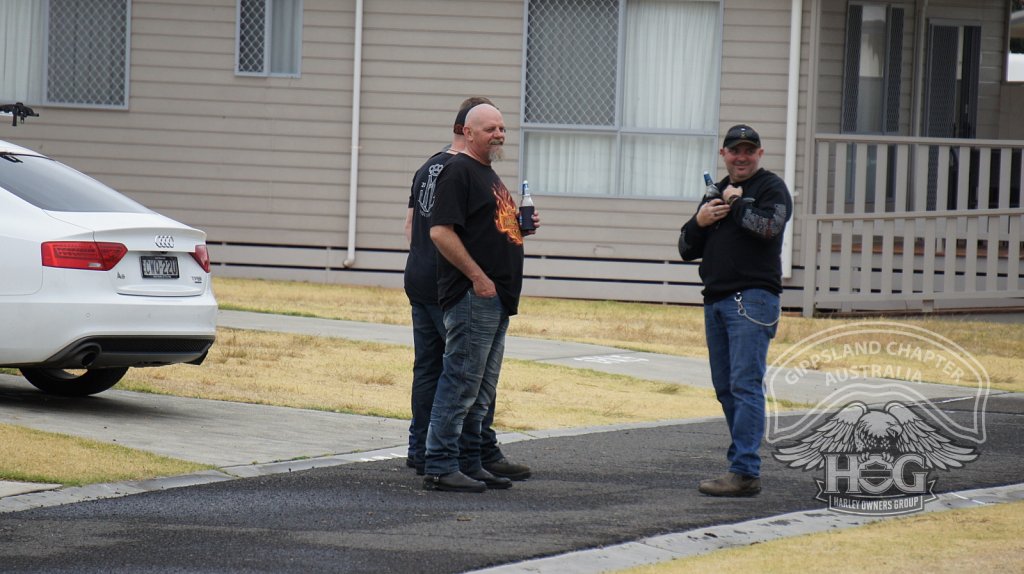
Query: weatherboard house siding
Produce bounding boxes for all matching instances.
[4,0,792,307]
[7,0,1020,313]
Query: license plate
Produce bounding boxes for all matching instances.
[141,256,179,279]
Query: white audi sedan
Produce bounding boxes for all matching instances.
[0,139,217,396]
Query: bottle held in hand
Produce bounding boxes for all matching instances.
[519,180,536,232]
[703,171,721,199]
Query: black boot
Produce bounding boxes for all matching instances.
[422,471,487,493]
[464,468,513,490]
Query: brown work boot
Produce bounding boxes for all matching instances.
[698,472,761,497]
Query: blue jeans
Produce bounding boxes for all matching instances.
[424,291,509,476]
[408,301,503,467]
[704,288,779,478]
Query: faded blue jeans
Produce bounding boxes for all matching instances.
[409,301,503,469]
[424,290,509,476]
[704,288,780,479]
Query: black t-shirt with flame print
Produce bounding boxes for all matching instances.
[430,153,524,315]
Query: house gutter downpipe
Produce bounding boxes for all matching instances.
[343,0,364,268]
[782,0,802,279]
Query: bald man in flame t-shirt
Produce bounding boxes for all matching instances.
[423,104,531,493]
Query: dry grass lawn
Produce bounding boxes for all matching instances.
[0,423,210,486]
[619,500,1024,574]
[119,328,725,430]
[214,277,1024,393]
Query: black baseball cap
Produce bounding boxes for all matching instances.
[453,107,470,135]
[722,124,761,149]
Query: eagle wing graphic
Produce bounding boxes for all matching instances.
[885,402,978,470]
[775,401,867,470]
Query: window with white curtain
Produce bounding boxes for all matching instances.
[0,0,129,108]
[236,0,302,77]
[523,0,721,199]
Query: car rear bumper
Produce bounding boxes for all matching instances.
[0,294,218,366]
[39,335,216,369]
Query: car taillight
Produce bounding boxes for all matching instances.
[191,244,211,273]
[41,241,127,271]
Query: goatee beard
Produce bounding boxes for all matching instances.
[488,145,504,163]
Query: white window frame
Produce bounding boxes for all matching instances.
[0,0,131,110]
[519,0,723,200]
[235,0,303,78]
[1009,0,1024,82]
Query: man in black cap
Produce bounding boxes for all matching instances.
[403,97,531,483]
[678,124,791,497]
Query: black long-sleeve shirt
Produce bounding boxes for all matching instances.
[678,168,792,303]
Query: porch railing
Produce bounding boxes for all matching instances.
[801,134,1024,316]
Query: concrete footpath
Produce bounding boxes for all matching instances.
[1,310,1020,573]
[215,309,987,406]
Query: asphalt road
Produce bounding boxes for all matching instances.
[1,394,1021,574]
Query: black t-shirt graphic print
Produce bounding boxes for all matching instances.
[430,153,525,316]
[404,150,457,305]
